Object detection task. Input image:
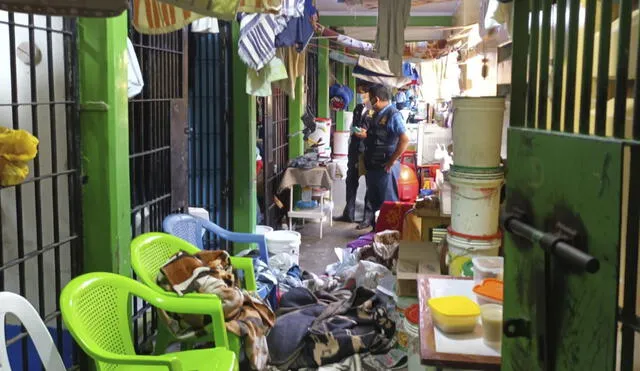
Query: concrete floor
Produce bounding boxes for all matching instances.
[296,176,370,274]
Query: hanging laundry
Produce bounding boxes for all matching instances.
[352,56,412,88]
[132,0,203,35]
[191,17,221,33]
[238,0,282,13]
[316,25,375,54]
[0,127,38,187]
[0,0,127,17]
[329,83,354,111]
[246,57,288,96]
[329,50,358,66]
[156,0,238,20]
[375,0,411,76]
[273,46,306,98]
[274,0,317,52]
[127,39,144,99]
[280,0,304,18]
[238,12,288,70]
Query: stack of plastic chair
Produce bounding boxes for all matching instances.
[60,272,237,371]
[0,292,66,371]
[130,233,252,357]
[162,214,276,307]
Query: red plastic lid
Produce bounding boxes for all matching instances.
[405,304,420,325]
[447,226,503,241]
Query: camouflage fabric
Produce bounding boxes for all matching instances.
[157,250,275,370]
[268,287,395,370]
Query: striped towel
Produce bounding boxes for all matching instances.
[133,0,203,35]
[238,13,287,71]
[156,0,239,20]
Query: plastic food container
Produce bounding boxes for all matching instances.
[472,256,504,285]
[428,296,480,333]
[473,278,504,305]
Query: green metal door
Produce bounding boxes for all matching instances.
[503,1,639,370]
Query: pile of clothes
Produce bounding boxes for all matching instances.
[267,287,396,369]
[156,250,275,370]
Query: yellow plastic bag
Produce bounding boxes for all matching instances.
[0,127,39,186]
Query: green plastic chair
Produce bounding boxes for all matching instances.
[130,233,256,356]
[60,272,238,371]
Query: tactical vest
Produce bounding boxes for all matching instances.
[364,105,400,169]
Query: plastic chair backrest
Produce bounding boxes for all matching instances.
[0,292,66,371]
[130,232,200,294]
[162,214,205,249]
[163,214,269,264]
[59,274,140,369]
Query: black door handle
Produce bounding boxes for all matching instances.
[501,213,600,273]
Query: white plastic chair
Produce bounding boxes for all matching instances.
[0,292,66,371]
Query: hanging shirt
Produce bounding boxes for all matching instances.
[274,0,317,51]
[375,0,411,76]
[155,0,238,20]
[238,13,288,70]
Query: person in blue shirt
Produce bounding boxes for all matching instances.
[361,84,410,229]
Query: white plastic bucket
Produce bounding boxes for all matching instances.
[255,225,273,235]
[449,167,504,236]
[309,118,332,157]
[265,230,301,264]
[446,232,501,277]
[332,131,350,159]
[452,96,506,168]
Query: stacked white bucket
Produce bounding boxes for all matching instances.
[447,96,506,277]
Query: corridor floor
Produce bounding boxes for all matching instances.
[296,176,370,274]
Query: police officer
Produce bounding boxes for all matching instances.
[334,83,374,229]
[362,84,410,227]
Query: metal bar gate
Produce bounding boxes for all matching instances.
[0,11,83,369]
[188,23,234,249]
[128,24,189,350]
[505,1,640,370]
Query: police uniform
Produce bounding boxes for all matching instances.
[364,104,405,223]
[339,104,374,222]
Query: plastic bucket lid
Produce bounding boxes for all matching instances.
[265,230,301,242]
[255,225,273,235]
[446,232,502,252]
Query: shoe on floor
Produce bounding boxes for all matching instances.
[333,215,354,223]
[356,221,372,230]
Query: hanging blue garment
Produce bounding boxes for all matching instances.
[275,0,317,51]
[329,83,354,111]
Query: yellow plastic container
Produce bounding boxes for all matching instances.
[428,296,480,333]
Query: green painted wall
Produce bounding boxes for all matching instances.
[317,39,330,120]
[335,62,346,131]
[78,15,131,275]
[231,23,257,252]
[348,66,357,111]
[288,77,304,159]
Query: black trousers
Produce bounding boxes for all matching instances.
[342,150,374,223]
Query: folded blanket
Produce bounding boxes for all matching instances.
[157,250,275,370]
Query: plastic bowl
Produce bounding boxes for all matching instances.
[428,296,480,333]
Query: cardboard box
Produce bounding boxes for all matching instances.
[396,241,441,297]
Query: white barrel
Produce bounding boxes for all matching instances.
[265,230,301,264]
[332,131,350,159]
[343,111,354,133]
[446,232,501,277]
[255,225,273,235]
[449,167,504,236]
[309,118,332,158]
[452,96,506,168]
